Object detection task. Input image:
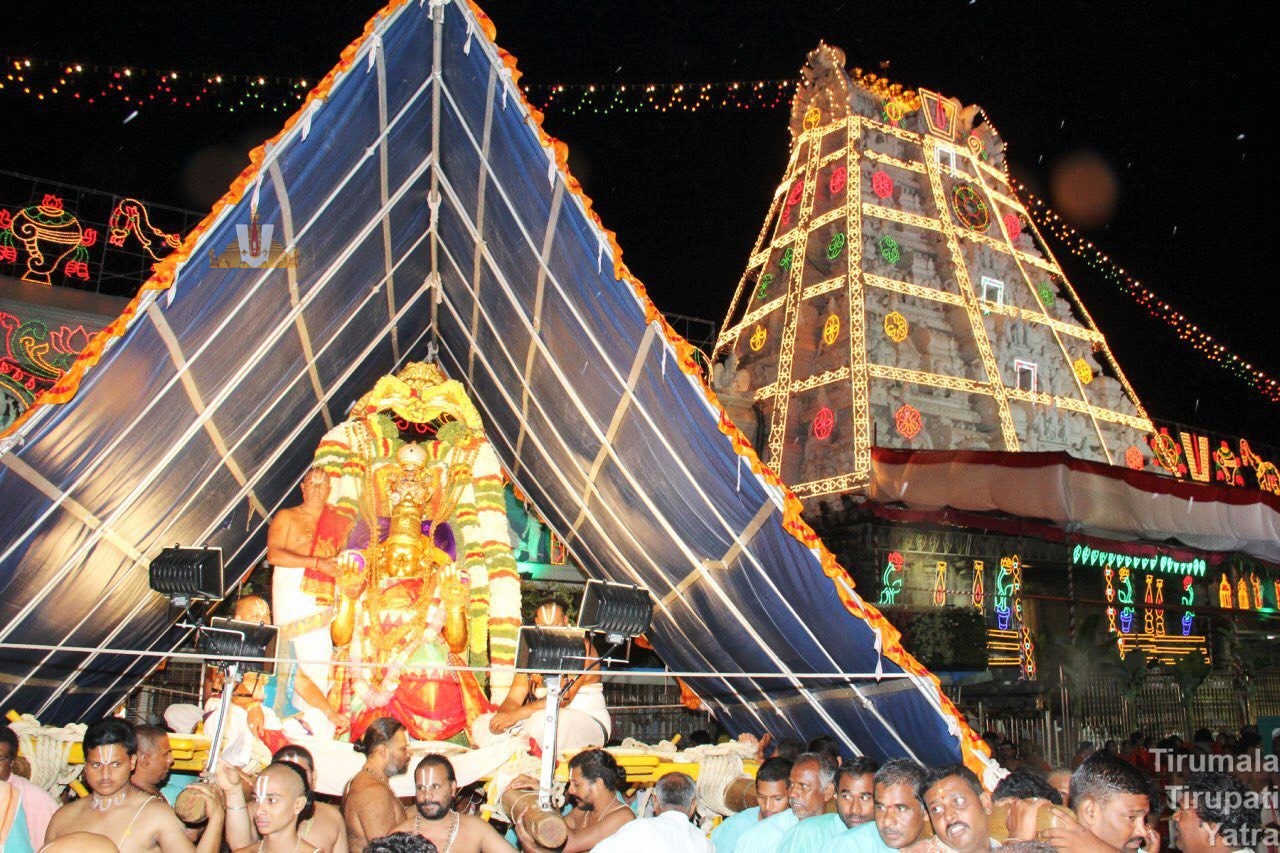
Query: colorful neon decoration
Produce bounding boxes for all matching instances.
[1180,431,1211,483]
[787,181,805,206]
[812,406,834,440]
[933,561,947,606]
[1072,544,1207,577]
[1144,574,1155,635]
[827,233,846,260]
[878,551,904,605]
[1073,358,1094,385]
[1242,440,1280,495]
[1238,578,1250,611]
[1002,212,1022,240]
[822,314,840,345]
[1142,428,1182,475]
[1214,441,1243,486]
[894,403,922,440]
[1124,446,1145,470]
[1,310,93,423]
[1036,282,1057,309]
[950,184,991,231]
[1104,566,1116,603]
[803,106,822,130]
[756,273,773,300]
[918,88,958,139]
[1219,574,1233,609]
[1251,573,1263,609]
[871,171,894,199]
[107,197,183,259]
[779,247,793,272]
[883,101,904,124]
[749,325,767,351]
[878,235,900,264]
[994,559,1015,630]
[0,195,83,285]
[1155,577,1166,635]
[972,560,985,609]
[829,166,847,195]
[884,311,909,343]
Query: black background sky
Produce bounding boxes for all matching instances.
[2,1,1273,442]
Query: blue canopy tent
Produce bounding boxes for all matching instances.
[0,0,992,776]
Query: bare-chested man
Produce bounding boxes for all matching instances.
[131,726,175,800]
[511,748,633,853]
[390,755,514,852]
[221,596,349,739]
[45,718,224,853]
[230,762,320,853]
[342,717,410,852]
[473,599,610,753]
[267,469,352,739]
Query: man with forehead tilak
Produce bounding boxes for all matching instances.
[231,763,320,853]
[45,718,224,853]
[389,755,514,852]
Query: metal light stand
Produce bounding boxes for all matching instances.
[535,642,628,812]
[176,619,261,776]
[536,673,563,811]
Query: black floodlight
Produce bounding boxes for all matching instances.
[149,546,225,605]
[516,626,586,673]
[202,617,278,676]
[577,580,652,642]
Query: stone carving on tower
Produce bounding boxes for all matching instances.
[715,45,1154,503]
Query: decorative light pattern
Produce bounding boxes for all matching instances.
[895,403,922,439]
[1036,282,1056,309]
[871,171,894,199]
[994,559,1013,630]
[1019,183,1280,403]
[1124,446,1145,470]
[972,560,985,609]
[822,314,840,345]
[879,551,904,605]
[829,166,847,195]
[1002,213,1022,240]
[1073,358,1094,385]
[778,247,793,271]
[1219,574,1233,609]
[950,184,990,231]
[803,107,822,130]
[756,273,773,300]
[878,235,900,264]
[750,325,767,351]
[884,311,909,343]
[827,233,846,260]
[933,561,948,606]
[812,405,835,440]
[1072,544,1207,577]
[1,195,84,285]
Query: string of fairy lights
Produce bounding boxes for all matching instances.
[1016,184,1280,403]
[3,53,1273,403]
[0,56,790,114]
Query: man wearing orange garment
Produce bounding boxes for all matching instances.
[267,468,351,739]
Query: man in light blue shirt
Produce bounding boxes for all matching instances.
[823,759,928,852]
[737,752,837,853]
[780,757,878,852]
[712,757,794,852]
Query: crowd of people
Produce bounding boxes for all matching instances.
[1,716,1274,852]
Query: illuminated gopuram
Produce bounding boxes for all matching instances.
[713,44,1153,501]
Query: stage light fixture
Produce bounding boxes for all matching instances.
[201,617,278,676]
[515,626,587,673]
[148,546,225,605]
[578,580,652,642]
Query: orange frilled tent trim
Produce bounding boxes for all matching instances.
[2,0,992,780]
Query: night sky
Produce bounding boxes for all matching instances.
[2,1,1272,442]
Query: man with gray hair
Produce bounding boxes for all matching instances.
[738,752,838,852]
[593,772,713,852]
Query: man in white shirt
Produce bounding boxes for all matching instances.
[594,772,713,853]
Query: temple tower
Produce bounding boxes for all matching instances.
[713,44,1153,502]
